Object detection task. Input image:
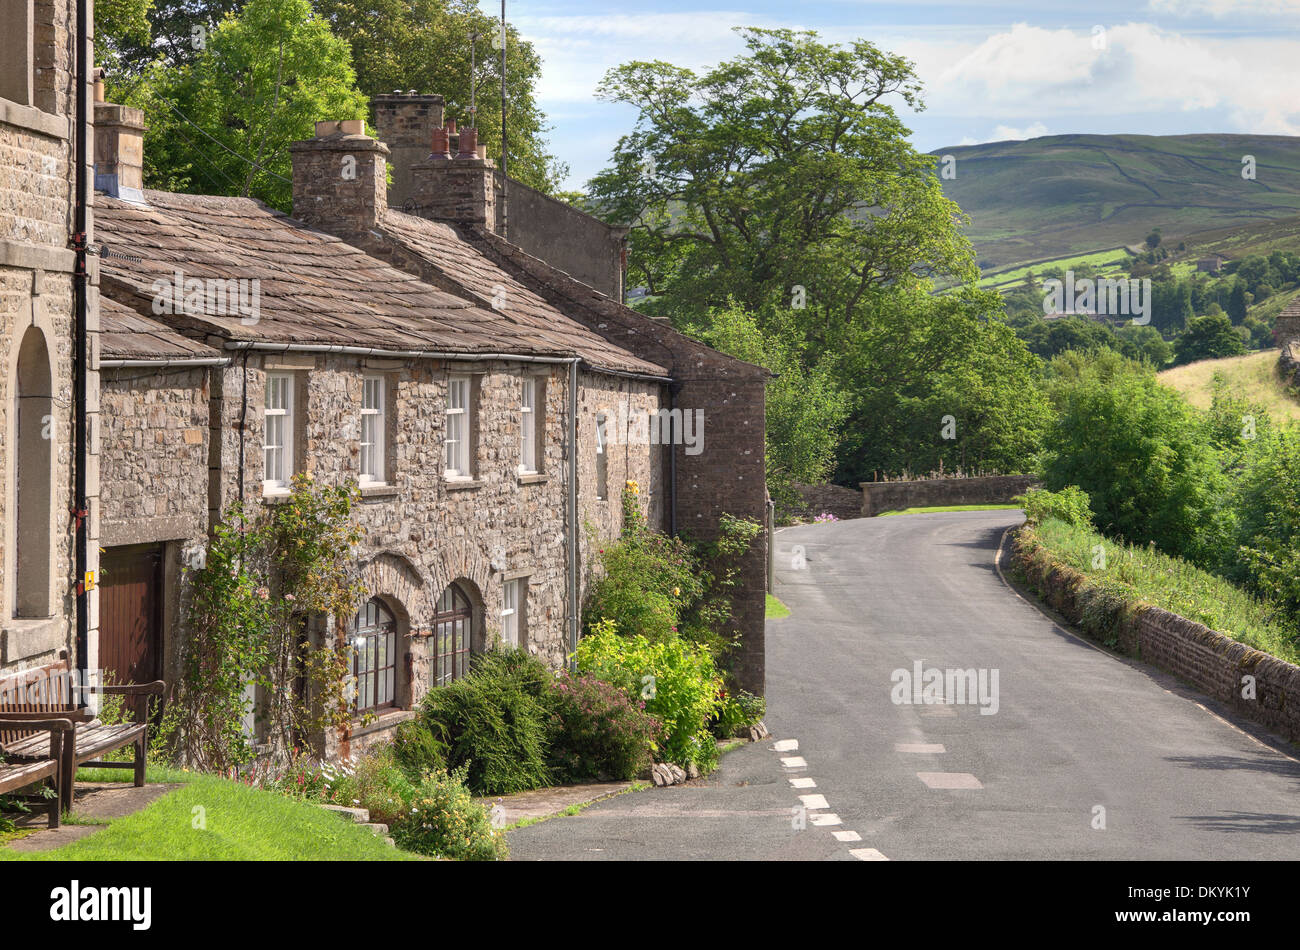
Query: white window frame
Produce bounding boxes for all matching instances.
[360,375,386,485]
[501,578,526,648]
[595,413,608,500]
[444,375,471,478]
[519,377,537,475]
[264,373,295,494]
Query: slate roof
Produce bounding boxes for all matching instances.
[93,190,667,377]
[99,295,223,362]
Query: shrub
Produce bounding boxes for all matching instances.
[391,766,508,861]
[392,719,444,780]
[418,649,556,795]
[710,689,766,739]
[576,624,723,771]
[548,673,663,782]
[320,749,418,826]
[1017,486,1094,529]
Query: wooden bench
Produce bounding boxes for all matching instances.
[0,662,164,813]
[0,718,72,828]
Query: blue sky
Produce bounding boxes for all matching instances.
[478,0,1300,190]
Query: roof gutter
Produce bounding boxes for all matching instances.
[100,357,231,369]
[222,341,580,364]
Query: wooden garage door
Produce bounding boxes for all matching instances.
[100,546,162,690]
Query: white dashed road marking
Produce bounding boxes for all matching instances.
[799,794,829,810]
[917,771,983,789]
[811,813,842,826]
[833,830,862,842]
[781,756,808,768]
[772,739,799,752]
[789,777,817,788]
[850,848,890,861]
[895,742,946,753]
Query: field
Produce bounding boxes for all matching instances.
[1157,350,1300,425]
[935,132,1300,270]
[977,247,1131,289]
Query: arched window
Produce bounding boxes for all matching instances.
[349,598,396,715]
[14,326,52,619]
[433,583,474,687]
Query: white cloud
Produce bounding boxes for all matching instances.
[1147,0,1300,17]
[923,21,1300,135]
[989,122,1052,141]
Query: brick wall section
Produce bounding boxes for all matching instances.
[370,94,444,210]
[462,227,771,694]
[1011,529,1300,743]
[861,475,1038,517]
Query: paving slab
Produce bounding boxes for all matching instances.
[5,782,181,853]
[480,781,634,826]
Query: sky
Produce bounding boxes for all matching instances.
[477,0,1300,190]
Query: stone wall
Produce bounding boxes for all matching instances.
[0,0,97,675]
[463,226,771,695]
[786,482,864,522]
[860,475,1038,518]
[1012,528,1300,744]
[1279,340,1300,389]
[206,351,659,752]
[99,367,211,547]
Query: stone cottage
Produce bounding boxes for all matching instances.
[0,0,102,683]
[89,98,768,757]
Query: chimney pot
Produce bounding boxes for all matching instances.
[431,124,452,160]
[458,126,478,159]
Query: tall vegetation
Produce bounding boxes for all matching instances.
[591,27,1050,486]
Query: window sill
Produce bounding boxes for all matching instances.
[0,98,67,140]
[359,484,400,499]
[261,490,292,505]
[444,478,482,492]
[351,708,415,739]
[516,472,549,486]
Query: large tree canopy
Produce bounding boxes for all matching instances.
[591,28,1046,485]
[589,27,978,327]
[124,0,368,209]
[106,0,564,197]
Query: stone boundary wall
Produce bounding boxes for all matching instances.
[787,482,864,522]
[1011,528,1300,744]
[860,475,1038,518]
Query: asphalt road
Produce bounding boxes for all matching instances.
[508,510,1300,860]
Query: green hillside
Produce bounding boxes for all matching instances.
[934,133,1300,271]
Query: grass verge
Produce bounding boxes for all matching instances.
[765,594,790,619]
[1022,518,1298,664]
[879,504,1022,516]
[2,772,422,861]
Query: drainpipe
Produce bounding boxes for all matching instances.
[567,358,579,667]
[71,0,90,683]
[668,383,678,536]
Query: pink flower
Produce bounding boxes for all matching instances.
[256,587,270,601]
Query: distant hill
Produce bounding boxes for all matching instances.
[933,133,1300,271]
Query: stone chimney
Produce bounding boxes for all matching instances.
[289,119,389,234]
[94,82,145,203]
[371,92,445,209]
[407,120,501,231]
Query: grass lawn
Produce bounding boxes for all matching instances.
[1031,518,1298,664]
[765,593,790,619]
[879,504,1022,516]
[1158,349,1300,425]
[2,769,422,861]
